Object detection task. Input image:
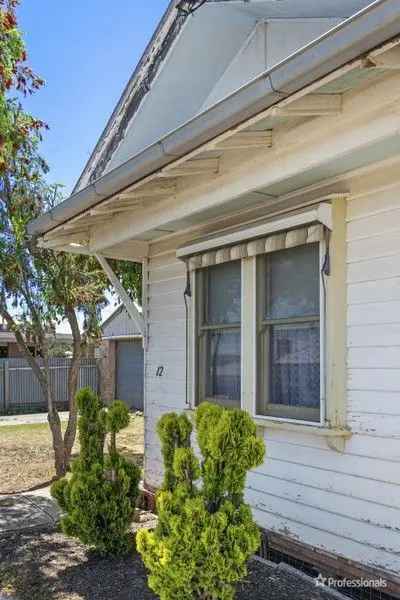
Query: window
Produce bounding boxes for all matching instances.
[196,260,241,408]
[256,243,321,422]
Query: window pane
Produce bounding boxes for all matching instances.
[205,330,241,408]
[269,322,320,409]
[266,244,319,320]
[206,261,241,325]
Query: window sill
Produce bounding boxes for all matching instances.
[254,417,352,452]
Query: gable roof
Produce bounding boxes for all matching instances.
[74,0,370,192]
[101,305,143,339]
[76,0,239,190]
[74,0,180,191]
[29,0,400,240]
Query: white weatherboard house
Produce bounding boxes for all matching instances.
[29,0,400,593]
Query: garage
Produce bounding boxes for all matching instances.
[115,339,144,411]
[100,306,144,411]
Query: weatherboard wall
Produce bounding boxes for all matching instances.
[143,177,400,576]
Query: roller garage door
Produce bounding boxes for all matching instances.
[116,340,144,411]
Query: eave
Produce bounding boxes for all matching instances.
[28,0,400,259]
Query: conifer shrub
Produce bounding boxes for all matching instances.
[137,402,265,600]
[51,387,141,556]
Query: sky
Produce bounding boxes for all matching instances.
[16,1,170,331]
[18,0,171,197]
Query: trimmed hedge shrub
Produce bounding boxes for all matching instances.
[51,387,140,556]
[137,402,265,600]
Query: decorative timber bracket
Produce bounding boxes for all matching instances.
[95,254,145,337]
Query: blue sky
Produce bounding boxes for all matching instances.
[16,1,170,330]
[18,0,170,197]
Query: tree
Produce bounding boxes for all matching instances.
[0,135,108,475]
[51,388,141,556]
[0,0,141,476]
[137,403,265,600]
[0,0,45,172]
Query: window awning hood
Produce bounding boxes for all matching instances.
[177,203,331,270]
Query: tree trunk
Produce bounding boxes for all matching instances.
[109,430,117,482]
[42,343,67,477]
[63,307,82,469]
[109,430,116,456]
[48,402,66,477]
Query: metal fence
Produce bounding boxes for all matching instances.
[0,357,99,415]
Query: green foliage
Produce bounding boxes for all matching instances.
[137,403,265,600]
[196,402,265,509]
[106,399,130,434]
[157,412,193,491]
[75,387,106,469]
[109,259,142,306]
[106,399,130,456]
[51,388,141,556]
[0,0,45,174]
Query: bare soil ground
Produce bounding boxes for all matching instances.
[0,415,144,494]
[0,528,344,600]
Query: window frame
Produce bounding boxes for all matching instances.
[193,243,326,423]
[255,241,326,424]
[255,242,325,424]
[188,198,348,440]
[195,260,243,409]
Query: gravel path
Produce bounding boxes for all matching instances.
[0,528,346,600]
[0,493,58,536]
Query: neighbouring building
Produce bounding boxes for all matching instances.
[100,306,144,411]
[0,324,72,358]
[29,0,400,594]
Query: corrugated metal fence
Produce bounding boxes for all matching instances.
[0,357,99,415]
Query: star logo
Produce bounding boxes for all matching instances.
[315,574,327,587]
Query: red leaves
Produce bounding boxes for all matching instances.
[31,118,48,131]
[3,10,16,29]
[0,0,48,175]
[0,2,44,96]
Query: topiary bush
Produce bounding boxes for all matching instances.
[137,402,265,600]
[51,387,141,556]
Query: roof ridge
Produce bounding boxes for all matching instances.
[73,0,184,193]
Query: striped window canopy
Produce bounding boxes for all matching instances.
[176,202,332,271]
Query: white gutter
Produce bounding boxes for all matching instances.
[28,0,400,238]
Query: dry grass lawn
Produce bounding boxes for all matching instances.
[0,414,144,494]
